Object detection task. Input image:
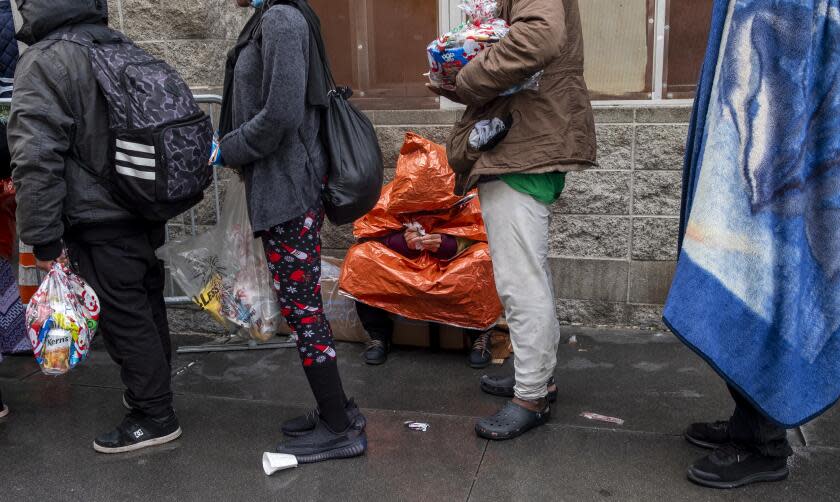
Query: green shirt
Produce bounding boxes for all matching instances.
[499,172,567,205]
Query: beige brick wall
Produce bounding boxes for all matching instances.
[107,1,690,330]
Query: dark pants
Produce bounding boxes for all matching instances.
[68,225,173,419]
[355,301,485,342]
[728,385,793,458]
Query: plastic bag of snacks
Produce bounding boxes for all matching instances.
[26,263,100,375]
[426,0,541,95]
[157,178,282,342]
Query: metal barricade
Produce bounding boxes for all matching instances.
[163,94,223,305]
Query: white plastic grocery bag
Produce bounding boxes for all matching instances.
[157,178,282,341]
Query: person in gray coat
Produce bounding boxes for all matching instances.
[215,0,367,463]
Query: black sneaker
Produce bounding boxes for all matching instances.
[469,331,492,369]
[93,412,182,454]
[685,420,730,449]
[687,444,790,489]
[480,375,558,403]
[476,400,550,440]
[276,416,368,464]
[363,339,389,365]
[281,398,366,437]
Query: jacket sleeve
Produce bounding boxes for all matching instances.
[9,49,74,261]
[220,8,308,167]
[456,0,567,107]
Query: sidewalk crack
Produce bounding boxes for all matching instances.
[466,440,489,502]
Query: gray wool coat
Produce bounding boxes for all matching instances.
[220,5,328,232]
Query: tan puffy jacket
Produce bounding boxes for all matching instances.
[450,0,597,194]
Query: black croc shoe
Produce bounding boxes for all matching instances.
[276,416,368,464]
[687,444,789,489]
[475,400,550,441]
[469,331,493,369]
[93,412,182,454]
[282,399,366,437]
[363,339,389,365]
[480,375,558,403]
[685,420,731,449]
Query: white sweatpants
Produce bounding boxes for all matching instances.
[479,180,561,401]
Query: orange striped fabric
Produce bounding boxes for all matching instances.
[18,241,39,304]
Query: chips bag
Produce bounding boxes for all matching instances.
[26,263,100,376]
[426,0,541,95]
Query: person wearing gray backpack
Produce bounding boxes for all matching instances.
[9,0,212,453]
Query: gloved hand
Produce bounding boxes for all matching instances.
[209,132,225,167]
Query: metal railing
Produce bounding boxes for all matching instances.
[163,94,224,305]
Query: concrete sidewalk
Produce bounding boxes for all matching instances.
[1,328,837,501]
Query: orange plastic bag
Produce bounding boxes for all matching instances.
[340,133,502,330]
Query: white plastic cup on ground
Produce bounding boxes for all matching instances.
[262,452,298,475]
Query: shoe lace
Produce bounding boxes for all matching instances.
[472,331,491,354]
[365,339,385,351]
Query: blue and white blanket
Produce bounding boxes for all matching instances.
[664,0,840,427]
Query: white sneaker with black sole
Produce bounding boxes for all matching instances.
[93,412,182,454]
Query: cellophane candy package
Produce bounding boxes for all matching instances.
[157,177,282,342]
[26,263,100,376]
[426,0,541,95]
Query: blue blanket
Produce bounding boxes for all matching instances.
[664,0,840,427]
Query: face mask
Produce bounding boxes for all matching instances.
[251,0,265,7]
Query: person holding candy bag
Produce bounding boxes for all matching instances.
[9,0,181,453]
[215,0,367,464]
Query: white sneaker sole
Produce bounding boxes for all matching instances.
[0,405,8,418]
[93,427,182,454]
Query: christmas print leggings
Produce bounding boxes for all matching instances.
[261,204,337,367]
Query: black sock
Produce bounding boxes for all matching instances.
[303,361,350,432]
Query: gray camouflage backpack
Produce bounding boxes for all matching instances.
[50,29,213,222]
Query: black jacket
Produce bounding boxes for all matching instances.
[9,0,132,260]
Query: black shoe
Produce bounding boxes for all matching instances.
[480,375,558,403]
[469,331,492,369]
[687,444,789,489]
[276,416,368,464]
[281,398,366,437]
[475,400,550,440]
[93,412,182,454]
[685,420,730,449]
[363,339,389,365]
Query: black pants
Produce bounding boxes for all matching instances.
[355,302,485,342]
[68,225,173,418]
[728,385,792,458]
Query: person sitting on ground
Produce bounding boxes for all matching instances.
[340,133,503,367]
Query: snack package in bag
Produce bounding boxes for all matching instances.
[426,0,542,96]
[26,263,100,376]
[157,178,281,342]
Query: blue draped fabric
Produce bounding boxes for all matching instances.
[665,0,840,427]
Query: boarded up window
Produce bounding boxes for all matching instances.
[664,0,714,98]
[579,0,653,99]
[309,0,439,110]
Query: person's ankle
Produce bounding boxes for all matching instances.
[512,397,547,412]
